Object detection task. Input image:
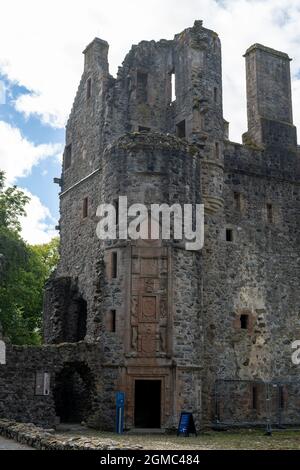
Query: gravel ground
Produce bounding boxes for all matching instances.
[55,426,300,450]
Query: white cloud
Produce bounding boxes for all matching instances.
[0,0,299,140]
[20,189,57,245]
[0,120,62,184]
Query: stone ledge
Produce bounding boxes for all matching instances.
[0,420,143,450]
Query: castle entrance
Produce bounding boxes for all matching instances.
[134,379,161,428]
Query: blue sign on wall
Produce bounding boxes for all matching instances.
[177,412,197,437]
[116,391,125,434]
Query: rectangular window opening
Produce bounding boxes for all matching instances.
[111,252,118,279]
[87,78,92,99]
[82,197,88,219]
[137,71,148,103]
[213,37,217,52]
[240,314,249,330]
[114,198,119,225]
[215,142,220,158]
[64,144,72,170]
[176,120,186,139]
[171,71,176,102]
[106,309,116,333]
[234,192,242,211]
[214,87,218,103]
[226,228,233,242]
[267,203,273,223]
[138,126,151,132]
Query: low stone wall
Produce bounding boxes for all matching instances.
[0,419,142,450]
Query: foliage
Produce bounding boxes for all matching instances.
[0,171,59,344]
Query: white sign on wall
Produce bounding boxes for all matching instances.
[0,340,6,365]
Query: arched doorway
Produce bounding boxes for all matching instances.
[53,362,94,424]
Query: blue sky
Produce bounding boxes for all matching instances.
[0,0,299,244]
[0,75,64,218]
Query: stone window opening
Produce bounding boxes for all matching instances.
[106,309,116,333]
[82,197,88,219]
[176,120,186,139]
[213,87,218,104]
[266,203,273,223]
[138,126,151,132]
[170,70,176,103]
[136,71,148,103]
[234,192,242,211]
[64,144,72,171]
[279,386,285,409]
[113,199,119,225]
[226,228,233,242]
[111,251,118,279]
[215,142,220,158]
[212,37,217,52]
[86,77,92,99]
[76,298,87,341]
[240,314,249,330]
[252,385,258,410]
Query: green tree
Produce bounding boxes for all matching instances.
[0,171,59,344]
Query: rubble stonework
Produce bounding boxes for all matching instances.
[0,20,299,430]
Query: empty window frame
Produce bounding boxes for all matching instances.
[111,251,118,279]
[215,142,220,158]
[87,77,92,99]
[226,228,233,242]
[240,314,249,330]
[266,203,273,223]
[106,309,116,333]
[64,144,72,170]
[113,199,119,225]
[213,87,218,103]
[176,120,186,139]
[138,126,151,132]
[82,197,88,219]
[136,71,148,103]
[171,70,176,102]
[234,192,242,211]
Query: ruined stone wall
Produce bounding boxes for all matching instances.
[0,343,102,427]
[201,140,300,425]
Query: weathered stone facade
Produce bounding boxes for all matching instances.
[0,20,299,430]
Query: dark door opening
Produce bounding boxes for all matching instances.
[54,362,94,424]
[134,380,161,428]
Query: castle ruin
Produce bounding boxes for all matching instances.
[0,21,300,430]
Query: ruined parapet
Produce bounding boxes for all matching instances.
[43,276,87,344]
[243,43,297,148]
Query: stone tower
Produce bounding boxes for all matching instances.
[244,43,297,148]
[40,21,300,430]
